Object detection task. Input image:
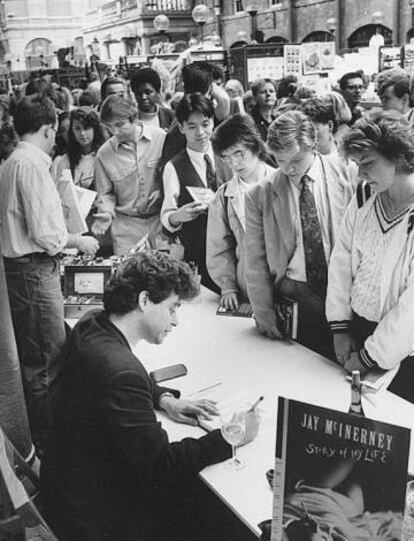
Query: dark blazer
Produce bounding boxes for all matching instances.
[40,310,230,541]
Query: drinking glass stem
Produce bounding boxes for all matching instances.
[232,445,237,464]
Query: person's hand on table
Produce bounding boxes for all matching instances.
[221,292,239,311]
[160,396,219,426]
[333,332,356,366]
[92,212,112,236]
[344,352,369,377]
[255,318,283,340]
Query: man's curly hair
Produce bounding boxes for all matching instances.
[103,251,199,314]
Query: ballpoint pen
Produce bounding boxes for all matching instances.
[248,396,264,412]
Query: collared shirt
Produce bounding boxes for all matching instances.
[0,141,68,258]
[94,123,166,218]
[286,154,331,282]
[138,105,160,129]
[161,144,216,233]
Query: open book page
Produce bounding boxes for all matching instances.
[193,385,264,432]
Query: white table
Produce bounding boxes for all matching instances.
[135,288,414,537]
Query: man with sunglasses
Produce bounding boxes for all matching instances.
[92,94,166,255]
[0,95,98,455]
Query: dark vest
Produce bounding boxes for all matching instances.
[170,149,219,292]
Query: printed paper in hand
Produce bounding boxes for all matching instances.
[186,186,215,206]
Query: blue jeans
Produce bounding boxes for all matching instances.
[4,254,66,452]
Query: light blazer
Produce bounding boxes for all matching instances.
[245,153,355,330]
[206,164,276,297]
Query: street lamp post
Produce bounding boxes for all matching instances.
[243,0,261,43]
[326,16,338,50]
[153,14,170,53]
[192,4,210,48]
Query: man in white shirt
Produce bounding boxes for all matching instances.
[0,95,98,454]
[244,110,354,358]
[161,93,231,291]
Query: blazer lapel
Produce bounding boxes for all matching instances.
[271,171,296,252]
[225,179,245,230]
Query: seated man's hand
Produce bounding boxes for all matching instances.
[255,318,283,340]
[92,212,112,236]
[160,396,218,426]
[239,409,261,446]
[221,292,239,311]
[344,351,370,377]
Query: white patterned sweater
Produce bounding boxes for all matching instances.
[326,194,414,370]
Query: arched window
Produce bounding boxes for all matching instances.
[407,28,414,43]
[348,24,392,49]
[24,38,53,70]
[302,31,334,43]
[265,36,288,44]
[230,41,248,48]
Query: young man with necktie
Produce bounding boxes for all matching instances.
[244,110,355,358]
[161,93,232,291]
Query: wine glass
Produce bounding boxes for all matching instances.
[220,411,246,470]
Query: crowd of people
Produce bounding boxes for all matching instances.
[0,60,413,540]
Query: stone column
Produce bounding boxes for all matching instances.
[0,257,32,459]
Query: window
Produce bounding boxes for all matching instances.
[269,0,282,5]
[235,0,243,13]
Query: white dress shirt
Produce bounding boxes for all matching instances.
[161,144,215,233]
[286,154,332,282]
[0,142,68,257]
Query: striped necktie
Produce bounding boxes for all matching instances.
[299,175,328,298]
[204,154,217,191]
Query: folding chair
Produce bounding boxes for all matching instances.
[0,427,58,540]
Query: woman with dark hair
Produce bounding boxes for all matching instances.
[249,78,278,141]
[326,109,414,403]
[207,114,277,309]
[51,106,106,189]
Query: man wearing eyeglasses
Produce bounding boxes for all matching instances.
[338,72,365,125]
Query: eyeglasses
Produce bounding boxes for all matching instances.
[221,149,246,164]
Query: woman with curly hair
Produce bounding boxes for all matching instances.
[51,106,107,189]
[326,109,414,402]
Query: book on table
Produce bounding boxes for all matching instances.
[216,302,253,318]
[271,397,411,541]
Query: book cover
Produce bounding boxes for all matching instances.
[271,397,411,541]
[216,302,253,318]
[275,297,298,340]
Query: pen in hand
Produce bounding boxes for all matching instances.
[247,396,264,413]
